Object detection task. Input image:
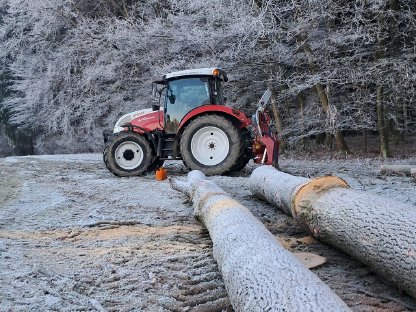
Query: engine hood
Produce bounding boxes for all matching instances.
[113,109,154,133]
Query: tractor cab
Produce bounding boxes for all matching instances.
[153,68,228,134]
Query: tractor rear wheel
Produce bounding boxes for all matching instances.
[229,131,252,172]
[103,132,153,177]
[180,115,244,175]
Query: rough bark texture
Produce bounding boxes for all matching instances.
[380,164,416,176]
[250,166,416,298]
[170,170,351,312]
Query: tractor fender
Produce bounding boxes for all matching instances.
[178,105,252,133]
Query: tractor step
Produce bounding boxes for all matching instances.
[160,137,175,157]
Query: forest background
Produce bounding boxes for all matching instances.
[0,0,415,157]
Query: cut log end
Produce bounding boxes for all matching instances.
[293,176,349,215]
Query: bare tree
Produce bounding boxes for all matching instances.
[0,0,415,155]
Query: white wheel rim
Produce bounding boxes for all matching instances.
[191,126,229,166]
[115,141,144,170]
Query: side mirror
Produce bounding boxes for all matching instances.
[152,104,160,111]
[151,83,158,97]
[169,95,176,104]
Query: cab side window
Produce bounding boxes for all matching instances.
[165,77,211,134]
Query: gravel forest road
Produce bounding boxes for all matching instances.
[0,154,416,311]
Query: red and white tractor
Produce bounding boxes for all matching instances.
[103,67,279,176]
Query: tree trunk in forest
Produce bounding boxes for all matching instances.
[402,103,408,139]
[388,0,399,54]
[315,133,325,145]
[292,1,350,155]
[388,0,404,145]
[362,130,369,153]
[325,133,333,149]
[377,85,390,158]
[334,132,349,153]
[296,92,306,148]
[283,87,291,118]
[315,84,350,154]
[268,84,285,152]
[170,171,351,312]
[403,103,409,133]
[250,166,416,299]
[380,165,416,176]
[375,0,399,158]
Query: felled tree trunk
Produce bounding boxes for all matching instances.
[380,164,416,176]
[170,171,350,312]
[250,166,416,298]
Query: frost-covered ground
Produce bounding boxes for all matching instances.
[0,153,416,311]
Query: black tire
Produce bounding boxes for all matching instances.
[231,150,252,172]
[230,130,252,172]
[103,130,112,143]
[180,115,244,175]
[103,132,153,177]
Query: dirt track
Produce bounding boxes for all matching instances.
[1,154,416,311]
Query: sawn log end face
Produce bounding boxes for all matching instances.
[293,176,349,213]
[292,176,350,234]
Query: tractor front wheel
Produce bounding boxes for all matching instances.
[103,132,153,177]
[180,115,244,175]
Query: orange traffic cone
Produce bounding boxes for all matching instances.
[155,167,167,181]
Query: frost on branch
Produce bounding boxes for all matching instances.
[0,0,415,154]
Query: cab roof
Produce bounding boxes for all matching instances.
[154,67,228,84]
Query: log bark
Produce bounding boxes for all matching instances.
[250,166,416,298]
[170,171,351,312]
[380,165,416,176]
